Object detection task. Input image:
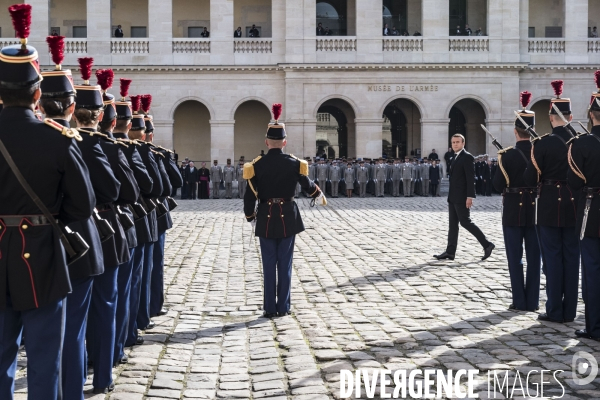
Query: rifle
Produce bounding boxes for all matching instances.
[514,111,540,140]
[481,124,503,150]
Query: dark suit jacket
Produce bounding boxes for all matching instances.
[447,149,476,204]
[187,167,199,183]
[429,165,440,184]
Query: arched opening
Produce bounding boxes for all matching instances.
[49,0,87,37]
[528,0,564,38]
[234,0,272,38]
[173,100,211,163]
[316,99,356,158]
[234,100,271,161]
[173,0,210,37]
[382,99,421,159]
[448,99,486,155]
[450,0,487,36]
[382,0,422,36]
[112,0,149,38]
[530,99,551,135]
[316,0,356,36]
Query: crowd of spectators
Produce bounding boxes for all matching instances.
[452,24,485,36]
[383,24,421,36]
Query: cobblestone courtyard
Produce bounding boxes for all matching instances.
[16,197,600,399]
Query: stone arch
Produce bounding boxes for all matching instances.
[169,96,215,121]
[445,94,491,120]
[448,97,487,156]
[313,94,361,120]
[234,100,272,161]
[316,98,357,158]
[381,97,422,159]
[230,96,272,121]
[173,100,212,162]
[378,94,427,121]
[530,98,552,135]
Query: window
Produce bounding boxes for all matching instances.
[449,0,466,35]
[73,26,87,38]
[545,26,562,38]
[131,26,147,38]
[528,27,535,38]
[188,27,204,37]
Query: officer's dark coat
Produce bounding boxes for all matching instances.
[137,142,162,242]
[0,108,95,311]
[153,152,173,233]
[243,149,318,239]
[87,127,139,264]
[54,119,120,278]
[567,125,600,238]
[493,140,536,227]
[113,132,154,245]
[524,126,578,227]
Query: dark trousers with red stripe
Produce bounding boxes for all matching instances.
[136,242,154,330]
[0,297,65,400]
[150,232,166,317]
[259,235,295,314]
[503,225,541,311]
[114,248,135,363]
[126,243,145,346]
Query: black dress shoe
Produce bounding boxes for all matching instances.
[277,311,291,317]
[144,321,155,330]
[157,308,168,316]
[482,243,495,260]
[93,382,115,394]
[575,329,592,338]
[262,312,276,318]
[433,252,455,260]
[537,313,563,323]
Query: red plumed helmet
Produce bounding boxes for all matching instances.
[9,4,32,41]
[119,78,132,100]
[96,69,114,92]
[520,91,532,110]
[272,103,282,121]
[46,35,64,68]
[551,80,564,98]
[77,57,93,83]
[130,95,141,114]
[141,94,152,114]
[595,70,600,91]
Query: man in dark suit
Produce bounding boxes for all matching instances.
[186,161,199,199]
[429,160,441,197]
[493,94,540,312]
[243,104,322,318]
[428,149,439,160]
[114,24,124,38]
[249,25,260,37]
[444,147,453,177]
[434,134,494,261]
[234,27,242,37]
[316,23,324,36]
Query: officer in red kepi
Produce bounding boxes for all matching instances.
[243,103,326,318]
[0,4,95,399]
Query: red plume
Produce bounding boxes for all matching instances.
[46,36,64,66]
[9,4,32,39]
[520,91,532,109]
[119,78,132,99]
[272,103,282,121]
[130,95,141,113]
[77,57,93,82]
[141,95,152,114]
[551,80,564,98]
[595,70,600,91]
[95,69,114,91]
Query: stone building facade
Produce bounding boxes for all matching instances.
[7,0,600,165]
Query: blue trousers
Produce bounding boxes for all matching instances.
[259,236,295,314]
[538,226,580,322]
[126,244,145,346]
[62,277,93,400]
[86,266,118,389]
[114,248,135,363]
[0,297,65,400]
[150,232,166,317]
[581,237,600,337]
[503,226,541,311]
[136,242,154,330]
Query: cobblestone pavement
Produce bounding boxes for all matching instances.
[16,196,599,399]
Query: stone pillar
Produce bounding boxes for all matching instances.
[28,0,50,65]
[153,119,175,149]
[271,0,286,61]
[285,0,304,63]
[421,119,450,173]
[355,119,383,159]
[302,0,317,63]
[489,0,520,63]
[210,120,235,162]
[518,0,530,63]
[356,0,383,63]
[210,0,234,65]
[148,0,173,60]
[565,0,588,63]
[303,121,317,159]
[422,0,449,63]
[87,0,112,65]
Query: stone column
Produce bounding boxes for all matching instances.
[421,0,449,63]
[210,0,234,65]
[210,120,235,163]
[489,0,520,63]
[153,119,175,149]
[86,0,112,65]
[28,0,50,65]
[421,119,450,173]
[271,0,285,62]
[302,0,317,63]
[148,0,173,60]
[303,121,317,159]
[564,0,588,63]
[285,0,304,63]
[356,0,382,63]
[284,121,304,157]
[354,118,383,159]
[518,0,530,63]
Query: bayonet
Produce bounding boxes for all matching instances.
[581,200,591,240]
[481,124,503,150]
[514,111,540,140]
[551,103,577,138]
[577,121,591,135]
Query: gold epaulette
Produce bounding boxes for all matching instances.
[243,155,262,180]
[43,118,83,142]
[497,146,513,155]
[290,154,309,176]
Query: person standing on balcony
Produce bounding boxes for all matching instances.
[455,25,462,36]
[383,24,390,36]
[200,27,210,38]
[249,25,260,38]
[592,27,598,38]
[391,26,399,36]
[114,24,124,38]
[324,27,332,36]
[465,24,472,36]
[317,23,324,36]
[234,27,242,37]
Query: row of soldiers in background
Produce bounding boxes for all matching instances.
[306,157,443,198]
[494,76,600,342]
[0,8,183,398]
[474,155,499,196]
[178,158,246,199]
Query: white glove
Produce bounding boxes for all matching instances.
[251,219,256,229]
[315,192,328,206]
